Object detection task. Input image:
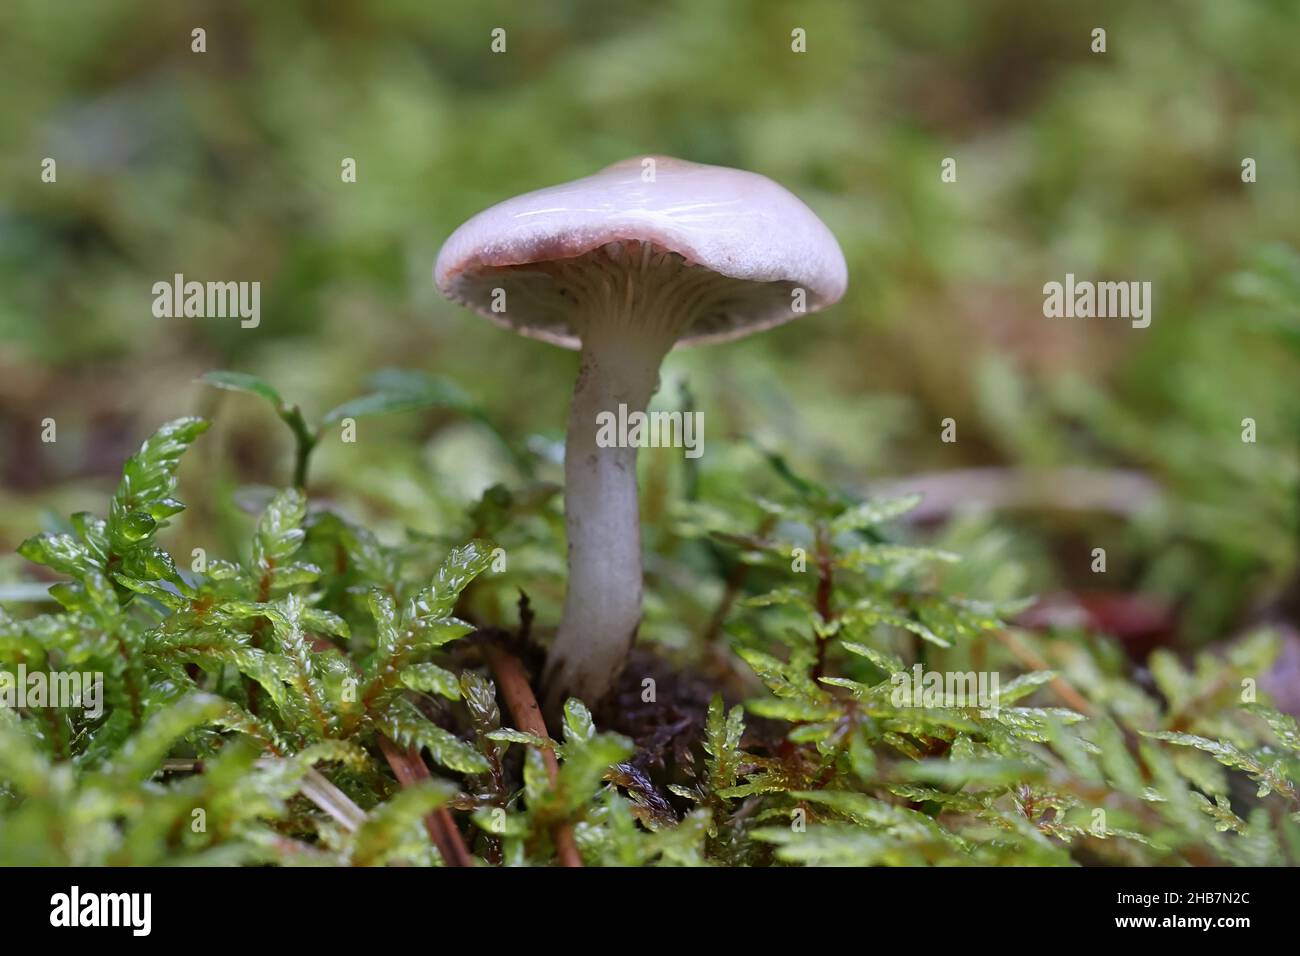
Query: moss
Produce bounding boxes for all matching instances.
[2,391,1297,866]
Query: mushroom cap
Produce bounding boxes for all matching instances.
[434,156,848,349]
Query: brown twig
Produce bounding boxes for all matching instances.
[377,734,474,867]
[994,628,1097,718]
[811,523,835,681]
[482,640,584,867]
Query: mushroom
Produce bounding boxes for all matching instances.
[435,156,847,712]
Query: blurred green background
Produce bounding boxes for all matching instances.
[2,0,1298,656]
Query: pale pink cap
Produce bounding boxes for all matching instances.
[434,156,848,349]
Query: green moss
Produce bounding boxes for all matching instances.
[2,394,1297,867]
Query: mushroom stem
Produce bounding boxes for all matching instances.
[543,319,673,714]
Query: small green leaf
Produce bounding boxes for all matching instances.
[407,540,496,626]
[18,533,96,578]
[381,700,490,775]
[322,371,474,426]
[487,728,556,750]
[997,671,1058,705]
[400,663,462,700]
[830,495,922,535]
[895,759,1044,788]
[1246,704,1300,752]
[563,698,596,743]
[349,781,454,866]
[253,488,308,569]
[108,418,209,552]
[201,370,285,408]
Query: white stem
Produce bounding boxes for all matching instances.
[543,324,670,714]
